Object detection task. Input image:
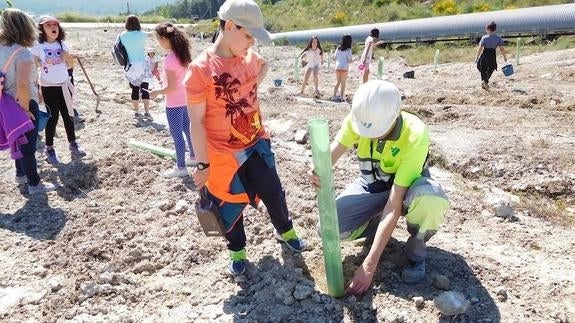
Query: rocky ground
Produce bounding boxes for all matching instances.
[0,26,574,322]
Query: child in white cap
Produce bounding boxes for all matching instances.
[184,0,306,276]
[31,15,86,164]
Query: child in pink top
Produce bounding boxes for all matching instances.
[149,23,194,178]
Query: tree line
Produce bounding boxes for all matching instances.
[145,0,229,20]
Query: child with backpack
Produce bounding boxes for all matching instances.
[31,15,86,164]
[148,23,195,178]
[119,15,153,119]
[184,0,307,276]
[0,9,57,194]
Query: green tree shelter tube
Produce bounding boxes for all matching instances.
[377,57,384,80]
[128,139,176,160]
[309,118,345,297]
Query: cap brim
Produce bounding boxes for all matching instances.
[245,27,271,43]
[40,19,60,24]
[350,112,389,138]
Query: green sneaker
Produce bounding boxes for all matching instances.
[274,228,306,252]
[228,249,247,276]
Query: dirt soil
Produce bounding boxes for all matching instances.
[1,26,574,323]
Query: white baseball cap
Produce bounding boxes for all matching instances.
[218,0,271,42]
[351,80,402,138]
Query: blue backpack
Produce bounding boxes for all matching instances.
[111,35,129,69]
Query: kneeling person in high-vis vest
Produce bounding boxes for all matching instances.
[310,80,449,294]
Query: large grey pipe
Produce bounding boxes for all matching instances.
[271,4,575,44]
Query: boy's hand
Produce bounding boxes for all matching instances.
[191,168,209,189]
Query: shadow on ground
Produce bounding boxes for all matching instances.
[48,159,100,201]
[0,194,67,240]
[342,238,501,322]
[220,236,500,322]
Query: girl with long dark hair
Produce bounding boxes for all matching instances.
[149,23,195,177]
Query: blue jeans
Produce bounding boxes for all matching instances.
[336,176,449,262]
[15,100,41,186]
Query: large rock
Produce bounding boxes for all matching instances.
[495,202,514,219]
[434,291,469,316]
[432,275,451,290]
[293,284,314,300]
[294,129,308,144]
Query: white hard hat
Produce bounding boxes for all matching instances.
[351,80,402,138]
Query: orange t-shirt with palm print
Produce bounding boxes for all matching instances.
[184,49,269,153]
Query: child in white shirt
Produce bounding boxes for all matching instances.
[299,36,323,97]
[332,34,353,102]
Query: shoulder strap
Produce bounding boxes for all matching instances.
[2,47,25,74]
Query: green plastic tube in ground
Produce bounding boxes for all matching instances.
[433,49,440,73]
[294,54,300,81]
[128,139,176,160]
[309,118,345,297]
[377,57,384,80]
[516,37,521,67]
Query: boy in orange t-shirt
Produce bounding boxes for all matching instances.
[184,0,306,276]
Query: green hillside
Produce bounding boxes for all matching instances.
[259,0,571,32]
[152,0,572,33]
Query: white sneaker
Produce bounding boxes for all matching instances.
[163,166,189,178]
[28,181,57,195]
[185,156,197,167]
[15,175,27,184]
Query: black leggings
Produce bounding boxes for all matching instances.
[477,48,497,84]
[217,151,293,252]
[41,86,76,146]
[130,82,149,100]
[478,65,496,83]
